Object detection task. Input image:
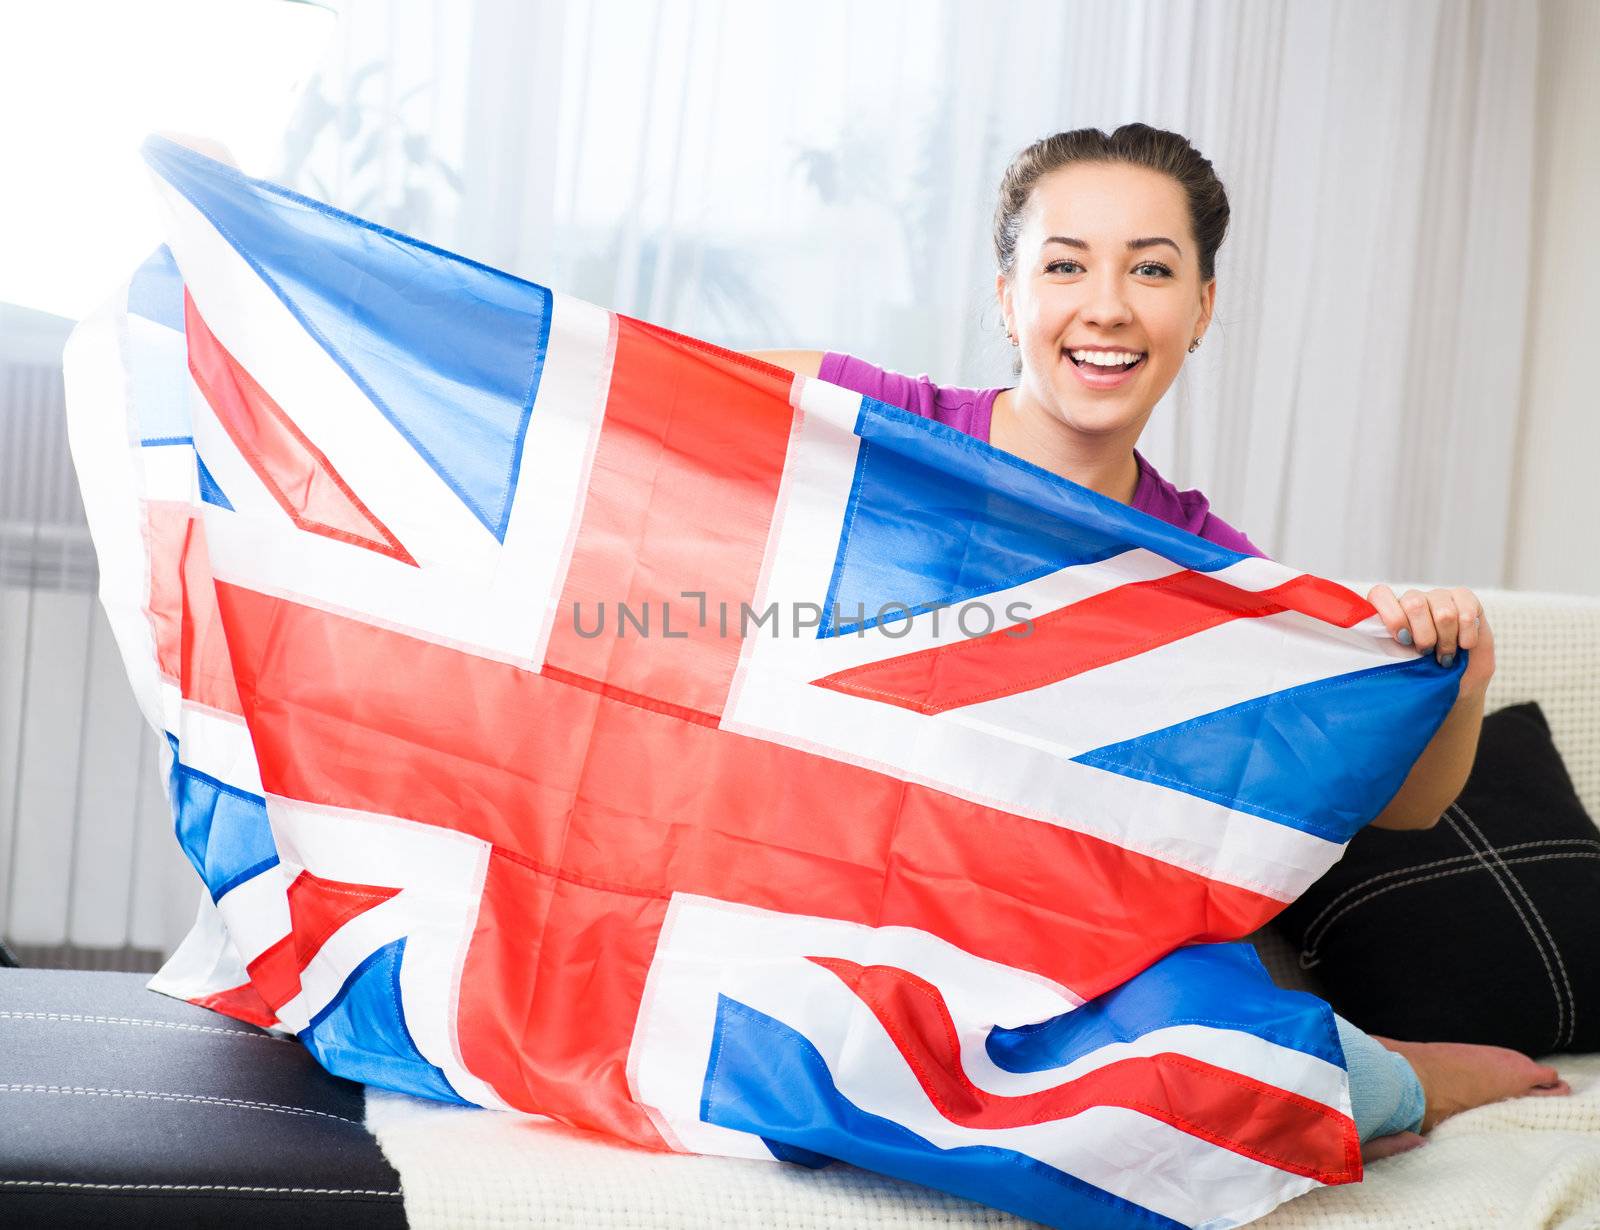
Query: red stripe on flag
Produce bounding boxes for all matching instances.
[465,847,672,1145]
[183,292,417,567]
[810,956,1361,1184]
[814,570,1373,714]
[246,871,400,1012]
[190,981,278,1030]
[214,583,1285,1143]
[543,319,795,721]
[145,500,243,716]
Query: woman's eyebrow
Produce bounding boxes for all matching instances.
[1044,235,1183,256]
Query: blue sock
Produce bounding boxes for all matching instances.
[1334,1013,1426,1141]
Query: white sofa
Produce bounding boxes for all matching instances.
[365,588,1600,1229]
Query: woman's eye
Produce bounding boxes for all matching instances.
[1044,260,1173,277]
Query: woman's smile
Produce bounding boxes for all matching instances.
[1064,347,1148,390]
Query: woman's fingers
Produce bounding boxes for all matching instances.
[1368,584,1485,666]
[1423,590,1461,665]
[1367,584,1412,644]
[1398,589,1439,655]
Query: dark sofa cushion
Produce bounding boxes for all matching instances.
[1272,701,1600,1056]
[0,967,406,1228]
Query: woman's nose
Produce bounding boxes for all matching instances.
[1079,274,1134,328]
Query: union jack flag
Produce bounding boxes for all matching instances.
[62,136,1464,1228]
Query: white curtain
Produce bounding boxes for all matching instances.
[280,0,1540,588]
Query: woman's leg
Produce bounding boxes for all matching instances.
[1334,1012,1572,1158]
[1334,1014,1425,1141]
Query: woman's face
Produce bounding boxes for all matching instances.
[996,162,1215,439]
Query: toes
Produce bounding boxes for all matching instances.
[1529,1079,1572,1097]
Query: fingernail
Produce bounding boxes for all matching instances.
[1440,652,1455,669]
[1398,628,1413,646]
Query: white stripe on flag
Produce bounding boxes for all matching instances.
[214,860,293,967]
[145,890,271,1013]
[516,294,618,671]
[163,684,263,795]
[62,303,166,735]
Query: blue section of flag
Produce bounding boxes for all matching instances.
[986,942,1345,1075]
[1073,654,1467,841]
[301,937,470,1105]
[127,244,185,332]
[141,135,552,543]
[821,398,1250,637]
[195,452,234,510]
[166,735,278,901]
[702,995,1181,1230]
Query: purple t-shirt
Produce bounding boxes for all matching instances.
[818,352,1266,558]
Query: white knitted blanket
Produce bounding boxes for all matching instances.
[366,1052,1600,1230]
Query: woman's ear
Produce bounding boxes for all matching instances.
[995,272,1014,338]
[1195,277,1217,339]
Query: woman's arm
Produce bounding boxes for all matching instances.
[1365,584,1495,830]
[744,350,825,378]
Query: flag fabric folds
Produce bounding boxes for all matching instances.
[62,136,1465,1229]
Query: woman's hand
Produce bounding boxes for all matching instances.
[1366,584,1495,697]
[1364,584,1495,829]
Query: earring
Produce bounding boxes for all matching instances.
[1188,338,1201,353]
[1005,328,1018,346]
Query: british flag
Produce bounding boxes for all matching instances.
[62,136,1465,1228]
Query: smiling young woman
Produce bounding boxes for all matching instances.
[747,122,1567,1164]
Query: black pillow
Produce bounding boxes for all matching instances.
[1272,701,1600,1055]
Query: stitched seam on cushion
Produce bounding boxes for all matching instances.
[0,1012,291,1043]
[1453,804,1577,1050]
[0,1085,360,1125]
[1445,813,1566,1051]
[1296,837,1600,940]
[1299,853,1600,962]
[0,1180,398,1197]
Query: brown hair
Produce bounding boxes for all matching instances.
[992,123,1231,284]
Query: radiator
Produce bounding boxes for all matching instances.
[0,357,196,969]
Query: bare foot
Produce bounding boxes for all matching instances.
[1361,1130,1426,1162]
[1373,1037,1572,1132]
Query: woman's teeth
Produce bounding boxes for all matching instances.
[1069,349,1145,372]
